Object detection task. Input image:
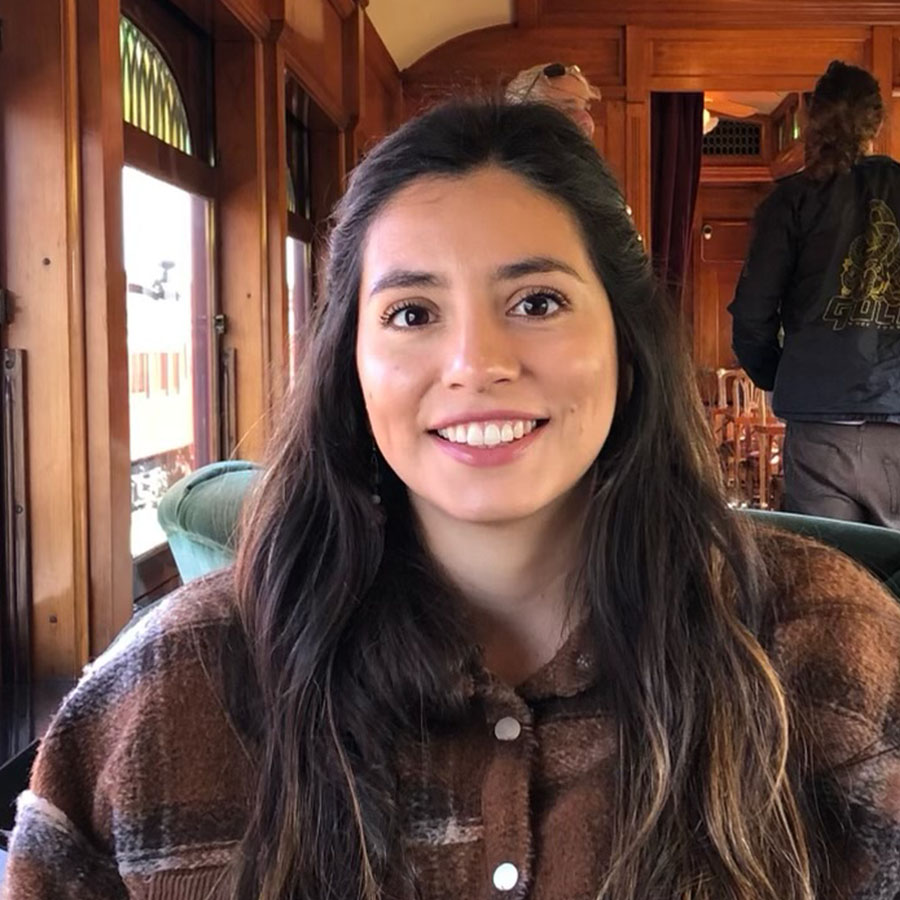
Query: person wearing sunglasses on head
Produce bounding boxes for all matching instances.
[506,62,601,138]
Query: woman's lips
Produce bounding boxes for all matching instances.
[430,420,547,467]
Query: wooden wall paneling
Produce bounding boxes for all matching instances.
[1,0,86,676]
[893,95,900,162]
[515,0,542,28]
[893,27,900,87]
[77,0,133,659]
[625,101,651,252]
[282,0,349,126]
[327,0,354,17]
[263,35,290,405]
[644,28,869,92]
[342,3,366,167]
[402,25,624,115]
[691,182,773,370]
[872,26,893,156]
[358,15,403,153]
[166,0,271,38]
[624,27,650,250]
[216,34,269,460]
[541,0,900,28]
[216,0,271,38]
[599,98,627,191]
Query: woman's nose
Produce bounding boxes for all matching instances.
[572,109,595,138]
[442,314,521,392]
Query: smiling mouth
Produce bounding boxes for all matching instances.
[431,418,549,448]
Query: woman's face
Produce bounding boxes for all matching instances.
[537,73,596,138]
[356,165,618,525]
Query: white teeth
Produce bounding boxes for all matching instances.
[484,424,501,447]
[435,419,539,447]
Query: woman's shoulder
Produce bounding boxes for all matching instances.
[53,568,241,731]
[6,569,253,892]
[757,527,900,759]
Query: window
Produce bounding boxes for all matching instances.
[122,167,212,558]
[119,8,217,601]
[120,16,192,154]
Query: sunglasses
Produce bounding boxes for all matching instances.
[523,63,588,101]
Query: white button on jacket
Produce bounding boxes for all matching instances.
[492,862,519,891]
[493,717,522,741]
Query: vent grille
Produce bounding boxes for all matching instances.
[703,119,761,156]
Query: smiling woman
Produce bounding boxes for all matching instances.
[356,166,618,530]
[5,101,900,900]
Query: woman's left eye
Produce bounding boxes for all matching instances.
[509,291,566,318]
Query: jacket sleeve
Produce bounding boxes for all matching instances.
[728,188,797,390]
[768,536,900,898]
[1,684,129,900]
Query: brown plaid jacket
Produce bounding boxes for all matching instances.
[5,530,900,899]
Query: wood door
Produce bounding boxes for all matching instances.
[691,183,773,371]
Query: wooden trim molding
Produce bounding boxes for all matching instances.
[540,1,900,27]
[288,212,315,242]
[515,0,541,28]
[282,36,351,129]
[123,123,217,197]
[63,0,91,670]
[401,25,624,87]
[78,0,133,660]
[873,26,893,155]
[700,164,774,184]
[365,13,400,83]
[218,0,271,38]
[327,0,356,19]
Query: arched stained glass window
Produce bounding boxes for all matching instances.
[120,16,192,155]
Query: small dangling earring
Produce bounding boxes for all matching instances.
[370,443,382,505]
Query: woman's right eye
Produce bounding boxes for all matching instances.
[384,304,432,328]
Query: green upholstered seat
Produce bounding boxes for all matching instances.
[157,461,900,599]
[741,508,900,599]
[156,460,261,582]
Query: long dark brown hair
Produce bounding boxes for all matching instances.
[805,59,884,180]
[231,100,814,899]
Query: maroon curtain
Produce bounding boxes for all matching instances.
[651,93,704,307]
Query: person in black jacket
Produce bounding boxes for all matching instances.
[729,60,900,528]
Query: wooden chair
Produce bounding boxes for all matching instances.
[729,377,785,508]
[750,393,785,509]
[707,367,742,496]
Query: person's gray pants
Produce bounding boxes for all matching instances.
[783,420,900,529]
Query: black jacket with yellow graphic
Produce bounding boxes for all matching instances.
[729,155,900,422]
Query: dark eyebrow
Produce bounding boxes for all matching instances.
[368,270,448,299]
[494,256,586,283]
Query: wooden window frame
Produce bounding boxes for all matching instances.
[120,4,218,605]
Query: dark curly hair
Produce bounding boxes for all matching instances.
[805,59,884,180]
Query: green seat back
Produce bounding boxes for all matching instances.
[157,461,261,581]
[158,464,900,599]
[740,508,900,599]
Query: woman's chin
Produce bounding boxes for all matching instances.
[418,490,551,526]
